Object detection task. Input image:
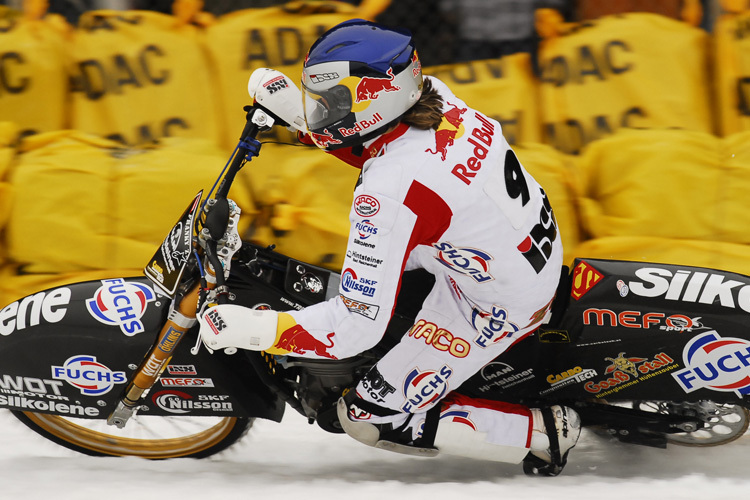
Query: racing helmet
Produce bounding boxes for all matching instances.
[301,19,423,151]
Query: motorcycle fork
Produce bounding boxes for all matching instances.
[107,281,203,428]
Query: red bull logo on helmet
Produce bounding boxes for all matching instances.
[355,67,400,103]
[86,279,155,336]
[276,324,337,359]
[673,331,750,396]
[339,113,384,137]
[310,129,342,148]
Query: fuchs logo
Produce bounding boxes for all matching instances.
[51,355,127,396]
[341,268,377,297]
[673,331,750,396]
[263,75,289,94]
[355,219,378,239]
[354,195,380,217]
[86,279,155,336]
[440,409,477,431]
[629,267,750,314]
[433,242,494,283]
[571,261,603,300]
[401,365,453,413]
[471,305,519,348]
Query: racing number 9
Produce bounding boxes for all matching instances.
[504,150,530,207]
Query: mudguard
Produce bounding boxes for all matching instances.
[459,258,750,407]
[0,276,284,422]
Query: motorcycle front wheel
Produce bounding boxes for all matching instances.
[11,411,253,459]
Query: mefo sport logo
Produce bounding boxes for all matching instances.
[673,331,750,396]
[86,278,155,336]
[51,355,127,396]
[434,242,493,283]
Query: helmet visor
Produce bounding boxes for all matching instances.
[302,84,352,131]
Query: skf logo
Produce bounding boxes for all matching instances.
[571,261,603,300]
[52,355,127,396]
[86,279,155,336]
[434,242,494,283]
[673,331,750,396]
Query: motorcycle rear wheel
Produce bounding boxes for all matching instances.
[12,411,254,459]
[635,401,750,446]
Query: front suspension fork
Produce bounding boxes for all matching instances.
[107,284,201,428]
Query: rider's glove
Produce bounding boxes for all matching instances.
[198,304,278,353]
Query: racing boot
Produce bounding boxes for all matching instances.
[525,405,582,476]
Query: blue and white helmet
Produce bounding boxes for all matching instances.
[301,19,423,151]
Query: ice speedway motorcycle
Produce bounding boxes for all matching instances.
[2,69,750,476]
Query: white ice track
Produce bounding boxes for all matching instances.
[1,409,749,500]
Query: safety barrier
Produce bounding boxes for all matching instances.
[3,1,750,302]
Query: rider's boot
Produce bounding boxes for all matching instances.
[338,391,577,468]
[524,405,582,476]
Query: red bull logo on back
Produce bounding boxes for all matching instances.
[425,102,467,161]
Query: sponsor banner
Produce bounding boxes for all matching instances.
[0,395,100,416]
[433,242,494,283]
[340,295,379,320]
[86,278,156,336]
[160,377,214,387]
[152,390,233,414]
[673,331,750,397]
[585,351,677,398]
[401,365,453,413]
[0,288,71,336]
[167,364,197,376]
[51,355,127,396]
[476,361,535,393]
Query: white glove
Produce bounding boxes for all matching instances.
[198,304,278,354]
[247,68,308,134]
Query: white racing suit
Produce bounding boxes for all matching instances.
[280,77,562,462]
